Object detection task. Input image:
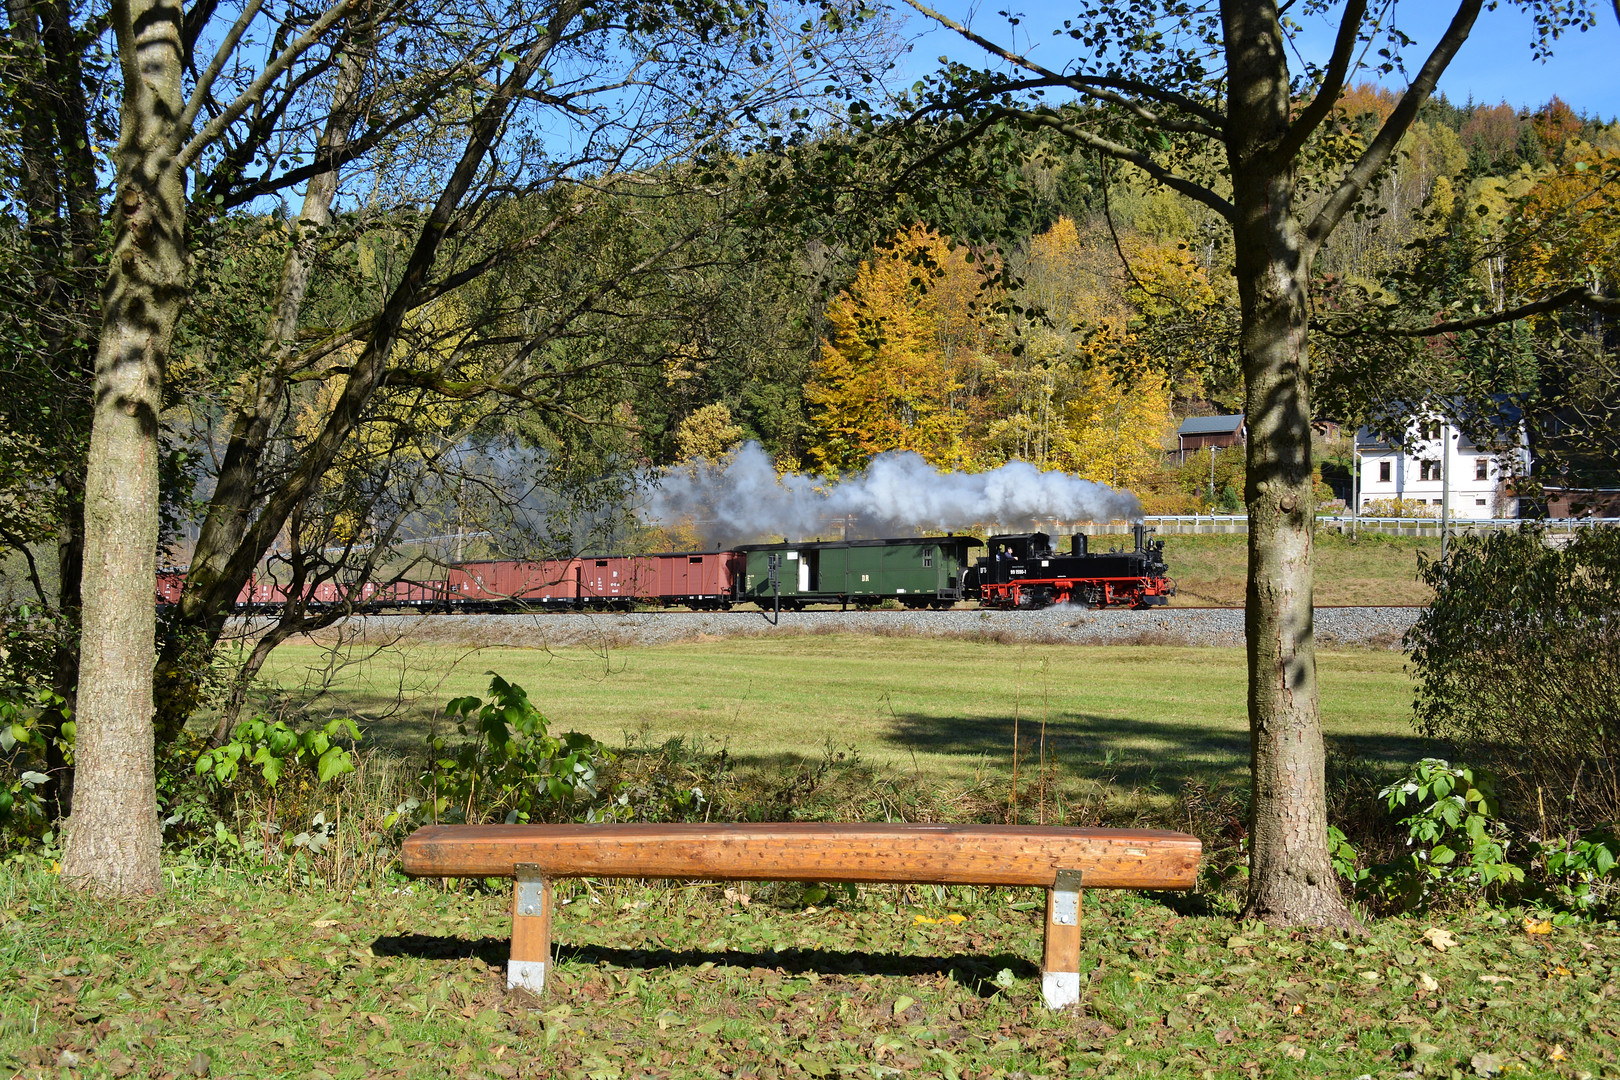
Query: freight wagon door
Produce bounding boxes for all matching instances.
[797,552,810,592]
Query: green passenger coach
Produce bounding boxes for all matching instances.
[733,536,983,610]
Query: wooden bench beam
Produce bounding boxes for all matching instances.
[402,823,1200,1010]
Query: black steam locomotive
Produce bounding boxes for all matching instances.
[966,524,1172,609]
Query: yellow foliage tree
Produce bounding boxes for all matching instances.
[674,402,745,463]
[806,225,998,474]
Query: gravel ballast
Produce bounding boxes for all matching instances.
[277,605,1420,650]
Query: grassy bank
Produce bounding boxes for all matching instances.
[5,865,1616,1080]
[253,637,1419,792]
[1161,532,1437,607]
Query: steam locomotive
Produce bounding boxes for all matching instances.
[968,525,1172,609]
[156,525,1172,614]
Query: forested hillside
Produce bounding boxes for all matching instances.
[619,89,1617,514]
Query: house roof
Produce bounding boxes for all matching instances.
[1176,414,1245,437]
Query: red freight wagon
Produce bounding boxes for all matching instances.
[370,578,454,610]
[576,551,740,608]
[444,559,581,610]
[156,569,187,606]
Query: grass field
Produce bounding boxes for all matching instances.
[6,866,1617,1080]
[255,636,1421,795]
[1160,532,1437,607]
[14,611,1620,1080]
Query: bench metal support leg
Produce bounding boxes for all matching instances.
[509,864,551,995]
[1041,869,1082,1009]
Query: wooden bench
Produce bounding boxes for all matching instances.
[401,822,1201,1009]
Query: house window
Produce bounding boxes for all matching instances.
[1379,461,1391,483]
[1421,421,1441,441]
[1420,461,1438,481]
[1475,458,1488,480]
[1476,498,1487,506]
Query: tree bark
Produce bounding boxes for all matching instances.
[1222,0,1358,929]
[58,0,186,894]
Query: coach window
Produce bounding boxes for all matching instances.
[1379,461,1391,483]
[923,551,934,568]
[1476,458,1489,480]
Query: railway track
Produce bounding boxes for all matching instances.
[263,604,1422,650]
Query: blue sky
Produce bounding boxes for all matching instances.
[896,2,1620,121]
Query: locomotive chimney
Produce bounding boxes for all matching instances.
[1133,523,1146,553]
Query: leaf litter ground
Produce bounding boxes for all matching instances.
[5,867,1619,1079]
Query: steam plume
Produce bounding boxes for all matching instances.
[639,442,1141,546]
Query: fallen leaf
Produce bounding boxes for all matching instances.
[1358,970,1381,983]
[1280,1043,1306,1061]
[946,913,967,924]
[1549,1045,1567,1062]
[1226,936,1252,950]
[1417,972,1440,993]
[1471,1051,1502,1077]
[1523,918,1552,935]
[188,1052,211,1078]
[1552,965,1572,977]
[1421,928,1458,952]
[1478,974,1515,985]
[1406,1040,1442,1061]
[893,995,916,1017]
[310,919,339,929]
[913,915,937,925]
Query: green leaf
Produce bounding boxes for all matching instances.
[316,746,353,783]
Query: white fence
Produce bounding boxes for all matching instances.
[1070,515,1620,537]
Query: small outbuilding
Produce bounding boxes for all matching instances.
[1175,415,1246,461]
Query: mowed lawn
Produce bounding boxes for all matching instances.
[255,635,1421,789]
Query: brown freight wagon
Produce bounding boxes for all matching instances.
[576,551,741,609]
[444,558,583,610]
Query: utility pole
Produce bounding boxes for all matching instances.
[1350,427,1358,540]
[1208,444,1217,509]
[1440,420,1451,563]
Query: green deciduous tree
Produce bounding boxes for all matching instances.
[894,0,1610,927]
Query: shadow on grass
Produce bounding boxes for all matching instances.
[370,933,1036,995]
[877,710,1437,791]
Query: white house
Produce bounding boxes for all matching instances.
[1354,410,1531,518]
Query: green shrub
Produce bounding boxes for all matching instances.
[1363,759,1524,910]
[1540,824,1620,911]
[0,687,68,834]
[1407,527,1620,837]
[421,673,609,824]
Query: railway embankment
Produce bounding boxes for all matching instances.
[251,604,1420,650]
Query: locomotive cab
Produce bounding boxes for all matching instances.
[977,532,1054,587]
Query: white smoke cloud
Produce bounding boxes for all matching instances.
[638,442,1141,546]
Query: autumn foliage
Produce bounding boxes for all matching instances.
[806,219,1199,493]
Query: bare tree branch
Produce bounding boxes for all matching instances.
[1305,0,1483,250]
[178,0,265,132]
[993,106,1235,221]
[1275,0,1368,164]
[1317,285,1620,338]
[176,0,354,169]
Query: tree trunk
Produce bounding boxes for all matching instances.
[58,0,185,895]
[1223,0,1359,930]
